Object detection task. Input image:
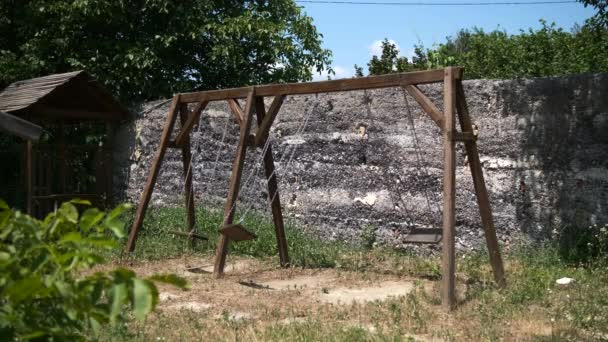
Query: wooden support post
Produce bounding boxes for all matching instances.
[105,123,115,207]
[26,140,33,215]
[179,103,196,247]
[213,88,256,278]
[442,67,457,311]
[254,96,290,266]
[125,95,181,253]
[455,81,506,288]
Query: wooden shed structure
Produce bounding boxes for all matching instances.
[0,71,129,216]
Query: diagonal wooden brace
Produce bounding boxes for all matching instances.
[404,84,444,129]
[174,100,209,146]
[255,95,286,147]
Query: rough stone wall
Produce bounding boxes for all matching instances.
[114,73,608,251]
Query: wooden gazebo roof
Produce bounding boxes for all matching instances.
[0,71,129,121]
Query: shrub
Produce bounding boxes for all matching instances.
[0,199,187,340]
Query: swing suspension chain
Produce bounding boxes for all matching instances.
[233,97,318,224]
[401,88,443,226]
[362,91,417,227]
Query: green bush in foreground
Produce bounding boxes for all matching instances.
[0,199,187,341]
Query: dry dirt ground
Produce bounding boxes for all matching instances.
[105,256,560,341]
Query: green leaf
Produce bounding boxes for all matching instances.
[59,231,84,244]
[58,202,79,224]
[69,198,91,205]
[80,208,104,232]
[4,275,44,302]
[106,203,132,221]
[104,218,126,239]
[0,198,8,210]
[148,274,189,289]
[132,278,158,321]
[109,282,128,323]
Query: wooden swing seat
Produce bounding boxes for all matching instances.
[402,227,443,244]
[220,223,257,241]
[167,229,208,241]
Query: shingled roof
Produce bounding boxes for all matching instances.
[0,71,129,121]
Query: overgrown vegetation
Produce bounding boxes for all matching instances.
[359,20,608,79]
[0,200,187,340]
[0,0,332,103]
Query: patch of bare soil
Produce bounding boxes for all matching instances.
[121,256,431,324]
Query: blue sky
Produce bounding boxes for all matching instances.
[298,1,597,79]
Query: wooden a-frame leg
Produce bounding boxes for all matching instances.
[442,67,457,311]
[254,96,290,267]
[214,88,256,278]
[179,104,196,247]
[455,81,506,288]
[126,95,181,253]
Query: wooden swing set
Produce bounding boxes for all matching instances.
[125,66,506,310]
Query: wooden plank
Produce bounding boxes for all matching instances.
[404,85,444,129]
[0,111,42,141]
[255,96,290,266]
[167,230,208,241]
[219,224,257,241]
[227,99,244,127]
[26,140,33,215]
[255,95,285,147]
[173,101,209,146]
[455,81,506,288]
[213,88,256,277]
[442,67,457,311]
[125,95,181,253]
[402,228,443,244]
[180,68,460,103]
[28,105,124,121]
[179,103,196,247]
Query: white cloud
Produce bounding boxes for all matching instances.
[369,39,400,57]
[312,65,353,81]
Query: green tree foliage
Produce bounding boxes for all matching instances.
[0,199,187,340]
[367,39,412,75]
[579,0,608,27]
[360,21,608,79]
[0,0,332,103]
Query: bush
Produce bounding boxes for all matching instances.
[558,223,608,264]
[0,199,187,340]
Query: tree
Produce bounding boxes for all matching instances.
[362,20,608,79]
[0,0,332,103]
[366,39,411,75]
[579,0,608,27]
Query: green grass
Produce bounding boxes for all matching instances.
[117,205,349,268]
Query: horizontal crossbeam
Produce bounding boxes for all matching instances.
[179,68,462,103]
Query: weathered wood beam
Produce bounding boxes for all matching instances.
[180,68,460,103]
[227,99,244,127]
[254,95,285,147]
[179,103,196,247]
[173,101,209,146]
[442,66,457,311]
[254,96,290,266]
[213,88,256,278]
[125,95,181,253]
[0,111,42,141]
[29,105,123,121]
[455,81,506,289]
[404,85,444,129]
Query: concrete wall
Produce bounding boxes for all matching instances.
[114,73,608,251]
